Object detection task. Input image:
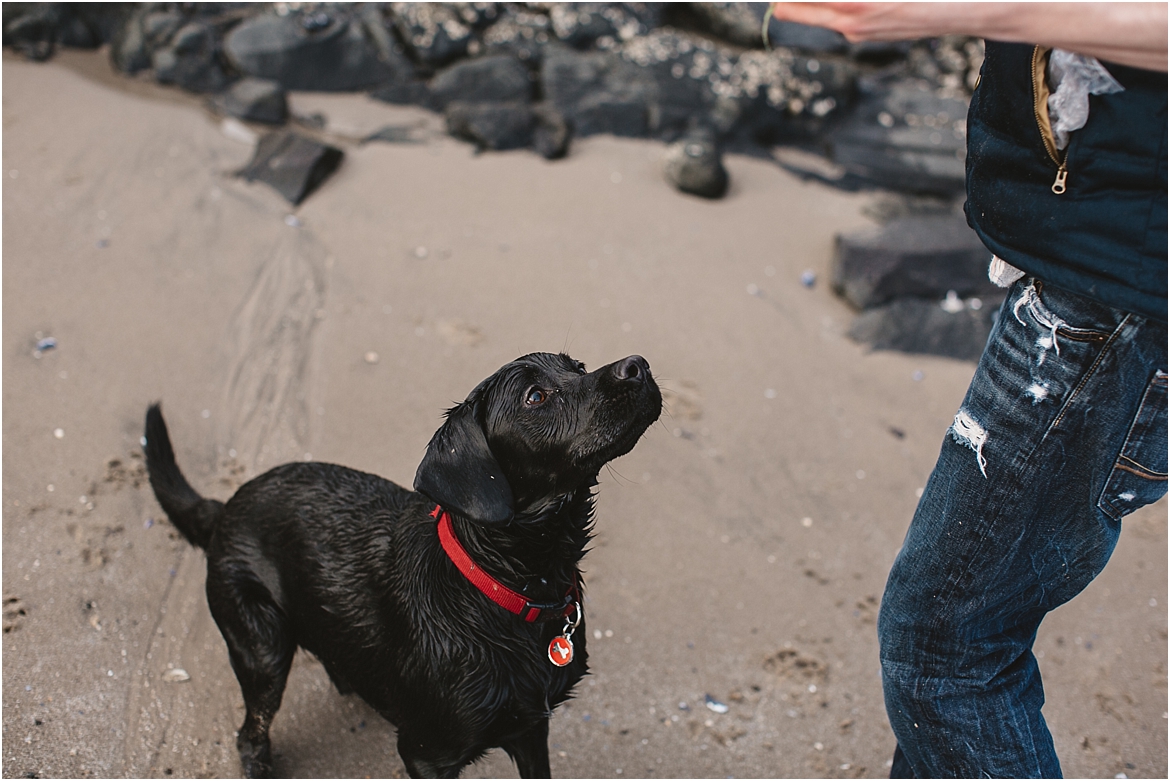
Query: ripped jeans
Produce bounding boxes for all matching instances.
[878,279,1167,778]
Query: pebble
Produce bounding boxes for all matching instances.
[53,428,64,439]
[704,695,729,714]
[364,352,379,364]
[800,270,816,288]
[940,290,964,314]
[162,668,191,683]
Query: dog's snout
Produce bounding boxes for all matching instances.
[613,355,649,382]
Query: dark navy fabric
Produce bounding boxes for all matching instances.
[879,280,1167,777]
[965,41,1167,321]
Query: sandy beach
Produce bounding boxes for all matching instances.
[2,50,1165,779]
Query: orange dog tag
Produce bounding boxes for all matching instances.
[548,635,574,666]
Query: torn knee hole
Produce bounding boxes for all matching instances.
[950,409,989,478]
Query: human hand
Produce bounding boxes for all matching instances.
[768,3,1167,71]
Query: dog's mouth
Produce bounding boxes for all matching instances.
[573,380,662,471]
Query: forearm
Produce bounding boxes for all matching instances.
[771,3,1168,71]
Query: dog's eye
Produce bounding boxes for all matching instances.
[575,362,587,374]
[524,387,548,407]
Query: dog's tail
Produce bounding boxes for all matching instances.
[143,404,224,550]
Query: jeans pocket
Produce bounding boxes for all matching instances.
[1098,370,1169,521]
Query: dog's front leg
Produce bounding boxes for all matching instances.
[502,719,552,779]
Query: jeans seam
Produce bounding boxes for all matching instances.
[1116,457,1167,479]
[1048,314,1131,433]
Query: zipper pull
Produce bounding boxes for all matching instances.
[1051,165,1068,195]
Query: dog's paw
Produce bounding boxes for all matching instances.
[236,734,275,779]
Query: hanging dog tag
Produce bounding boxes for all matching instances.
[548,601,581,667]
[548,635,574,667]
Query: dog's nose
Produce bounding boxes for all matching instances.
[613,355,649,382]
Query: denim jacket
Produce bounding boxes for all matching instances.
[965,41,1167,321]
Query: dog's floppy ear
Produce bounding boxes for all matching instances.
[414,399,514,525]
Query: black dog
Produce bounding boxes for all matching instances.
[143,352,661,778]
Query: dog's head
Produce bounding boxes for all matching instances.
[414,352,662,525]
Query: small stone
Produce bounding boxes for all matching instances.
[364,352,379,364]
[53,429,64,439]
[663,127,728,199]
[161,668,190,683]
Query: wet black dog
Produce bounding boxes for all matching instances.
[143,352,661,778]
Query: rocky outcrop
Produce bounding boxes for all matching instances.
[4,3,985,204]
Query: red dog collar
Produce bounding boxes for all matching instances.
[432,505,578,623]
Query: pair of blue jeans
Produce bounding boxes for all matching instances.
[878,279,1167,778]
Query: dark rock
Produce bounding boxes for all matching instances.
[728,50,857,145]
[363,125,421,144]
[548,3,620,50]
[297,112,327,130]
[827,78,968,194]
[391,3,474,68]
[832,215,998,310]
[237,130,344,205]
[152,21,229,93]
[368,79,433,107]
[4,2,62,60]
[478,9,553,65]
[848,296,1002,362]
[445,101,534,151]
[451,2,504,31]
[663,126,728,199]
[213,77,288,125]
[428,55,533,111]
[3,2,121,55]
[531,103,572,159]
[225,11,399,91]
[110,7,183,74]
[849,40,915,64]
[666,3,847,53]
[541,47,651,138]
[546,3,663,50]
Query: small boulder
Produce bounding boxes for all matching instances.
[832,215,997,310]
[541,47,652,138]
[428,55,534,111]
[532,103,572,160]
[445,102,535,152]
[237,130,343,205]
[225,11,398,91]
[848,296,1002,362]
[152,21,229,93]
[663,127,728,199]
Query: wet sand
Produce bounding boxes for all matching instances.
[3,50,1166,779]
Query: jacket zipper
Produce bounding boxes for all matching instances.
[1031,46,1068,194]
